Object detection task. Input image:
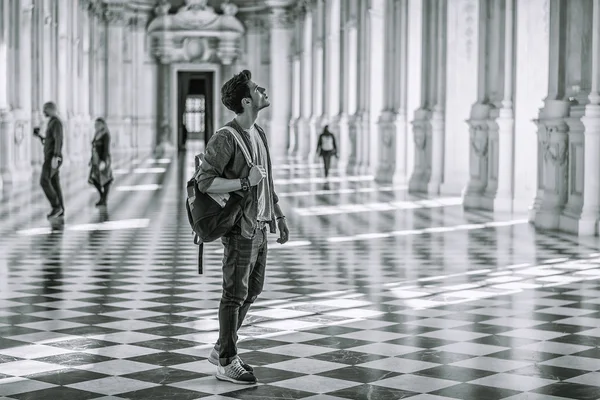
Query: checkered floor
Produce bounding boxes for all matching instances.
[1,149,600,400]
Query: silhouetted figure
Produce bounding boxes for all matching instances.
[34,102,65,219]
[88,118,114,207]
[316,125,338,178]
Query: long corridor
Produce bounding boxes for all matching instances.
[1,151,600,400]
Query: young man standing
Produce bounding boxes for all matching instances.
[37,102,65,219]
[196,70,290,384]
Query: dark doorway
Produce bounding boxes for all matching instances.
[177,71,214,150]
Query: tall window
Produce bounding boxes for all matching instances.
[184,95,205,135]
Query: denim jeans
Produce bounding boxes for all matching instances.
[217,226,267,366]
[40,160,64,210]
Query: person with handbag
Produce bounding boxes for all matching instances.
[195,70,290,385]
[87,117,114,207]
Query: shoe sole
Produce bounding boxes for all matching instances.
[215,373,257,385]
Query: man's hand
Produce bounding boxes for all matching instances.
[99,161,106,171]
[248,165,267,186]
[276,217,289,244]
[51,157,60,170]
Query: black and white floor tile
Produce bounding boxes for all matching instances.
[1,147,600,399]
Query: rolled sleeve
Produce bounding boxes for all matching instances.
[195,130,234,193]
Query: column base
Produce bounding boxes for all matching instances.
[530,205,562,231]
[463,190,483,210]
[558,211,597,236]
[427,181,441,195]
[408,173,430,194]
[375,164,396,183]
[440,180,469,196]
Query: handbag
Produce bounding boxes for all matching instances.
[185,126,254,274]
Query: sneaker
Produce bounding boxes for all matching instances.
[208,347,253,372]
[47,208,64,219]
[216,357,257,385]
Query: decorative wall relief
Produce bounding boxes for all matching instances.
[470,126,488,158]
[13,121,25,146]
[148,0,245,65]
[543,126,568,166]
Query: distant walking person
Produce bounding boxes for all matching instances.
[34,102,65,219]
[88,118,114,207]
[316,125,337,178]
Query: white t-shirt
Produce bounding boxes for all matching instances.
[247,126,271,221]
[321,135,334,151]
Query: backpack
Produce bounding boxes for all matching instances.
[185,126,254,274]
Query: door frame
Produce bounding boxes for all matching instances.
[170,63,221,149]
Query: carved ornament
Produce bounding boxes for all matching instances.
[148,0,244,65]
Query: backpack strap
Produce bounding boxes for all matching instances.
[220,126,254,167]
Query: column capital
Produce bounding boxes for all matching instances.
[127,10,153,29]
[268,7,293,30]
[87,0,105,21]
[241,14,266,32]
[105,2,128,25]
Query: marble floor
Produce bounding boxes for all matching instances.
[1,149,600,399]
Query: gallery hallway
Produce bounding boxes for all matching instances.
[0,150,599,399]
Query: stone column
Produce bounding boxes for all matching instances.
[350,0,371,175]
[529,0,570,229]
[513,0,550,212]
[407,0,429,193]
[80,1,91,120]
[441,0,481,195]
[309,2,326,164]
[325,0,341,136]
[339,16,357,172]
[288,52,300,156]
[297,6,313,160]
[0,1,31,187]
[392,0,409,184]
[484,0,516,212]
[375,0,397,183]
[566,0,600,235]
[54,0,72,164]
[31,0,44,168]
[328,0,352,173]
[104,2,126,153]
[130,8,153,154]
[428,0,446,194]
[69,1,86,164]
[16,0,34,178]
[267,5,293,158]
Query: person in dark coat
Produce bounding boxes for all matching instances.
[88,117,114,207]
[34,101,65,219]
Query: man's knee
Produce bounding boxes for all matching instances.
[244,294,259,305]
[221,288,247,308]
[40,171,51,186]
[246,282,264,303]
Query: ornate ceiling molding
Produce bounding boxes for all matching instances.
[147,0,245,65]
